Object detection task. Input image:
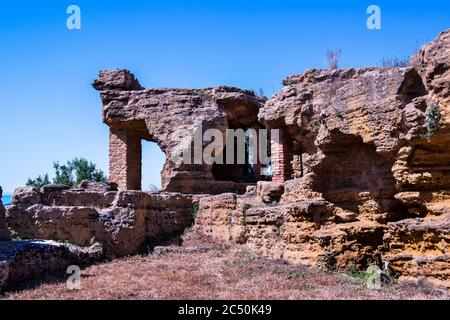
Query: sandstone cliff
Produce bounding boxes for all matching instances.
[196,30,450,289]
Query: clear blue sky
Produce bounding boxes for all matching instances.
[0,0,449,193]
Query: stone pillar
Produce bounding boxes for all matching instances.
[109,128,142,191]
[271,129,293,183]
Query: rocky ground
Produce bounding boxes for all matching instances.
[2,230,448,300]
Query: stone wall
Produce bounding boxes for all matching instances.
[6,184,195,257]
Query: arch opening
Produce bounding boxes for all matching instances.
[142,140,165,192]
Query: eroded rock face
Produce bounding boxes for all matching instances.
[73,180,118,193]
[0,240,102,291]
[93,69,143,91]
[0,187,11,241]
[384,214,450,289]
[196,30,450,289]
[256,181,285,203]
[6,186,194,257]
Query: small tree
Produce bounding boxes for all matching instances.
[69,158,107,185]
[427,104,441,140]
[326,49,342,69]
[53,162,74,186]
[27,158,107,187]
[26,174,51,189]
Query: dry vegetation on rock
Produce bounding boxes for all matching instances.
[2,231,448,300]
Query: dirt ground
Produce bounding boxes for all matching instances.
[2,231,449,300]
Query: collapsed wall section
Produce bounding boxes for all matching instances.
[6,184,195,257]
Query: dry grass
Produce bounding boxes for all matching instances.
[2,231,449,300]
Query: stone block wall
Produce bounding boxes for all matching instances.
[6,186,195,257]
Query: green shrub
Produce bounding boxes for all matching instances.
[192,202,200,219]
[26,158,107,187]
[427,104,441,140]
[242,204,251,225]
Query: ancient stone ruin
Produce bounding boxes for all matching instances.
[2,29,450,290]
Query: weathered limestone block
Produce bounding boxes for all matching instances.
[40,190,116,208]
[383,213,450,289]
[73,180,118,193]
[6,205,101,246]
[195,193,385,270]
[0,240,103,291]
[241,206,286,259]
[92,69,143,91]
[0,187,10,241]
[256,181,285,203]
[11,187,41,207]
[195,193,238,242]
[411,29,450,110]
[6,186,195,257]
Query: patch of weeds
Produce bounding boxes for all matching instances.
[303,283,316,291]
[335,273,350,284]
[287,271,304,280]
[347,264,396,289]
[270,268,304,280]
[255,87,267,100]
[308,120,321,133]
[380,56,410,68]
[191,202,200,219]
[271,268,287,275]
[241,204,251,225]
[427,103,441,140]
[347,264,367,284]
[282,78,296,86]
[387,268,401,285]
[333,107,344,120]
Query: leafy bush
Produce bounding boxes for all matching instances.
[192,202,200,219]
[242,203,251,225]
[26,158,107,188]
[26,174,50,189]
[427,104,441,140]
